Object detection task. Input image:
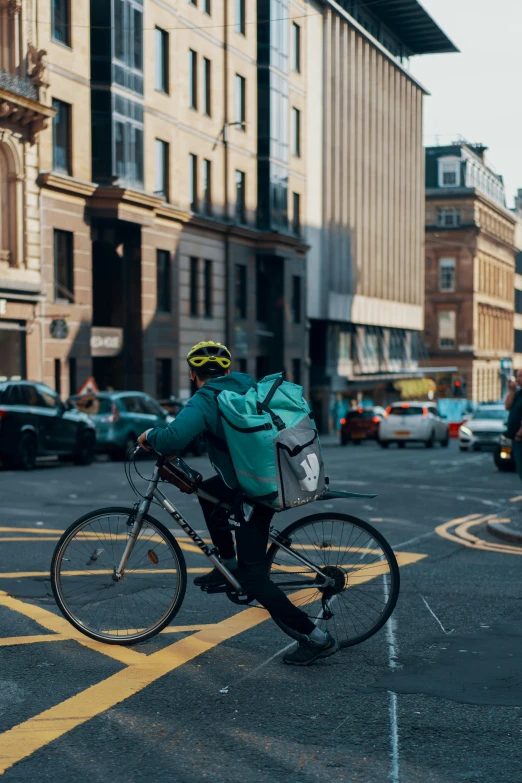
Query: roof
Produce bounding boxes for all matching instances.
[358,0,459,55]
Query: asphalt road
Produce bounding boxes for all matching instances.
[1,439,522,783]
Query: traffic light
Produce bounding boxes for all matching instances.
[453,378,465,398]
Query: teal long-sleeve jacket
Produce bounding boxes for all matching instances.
[146,372,256,489]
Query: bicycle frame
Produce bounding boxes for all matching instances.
[116,456,335,592]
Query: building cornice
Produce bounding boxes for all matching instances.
[319,0,430,95]
[426,187,517,223]
[38,172,98,198]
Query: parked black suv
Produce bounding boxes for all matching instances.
[0,381,96,470]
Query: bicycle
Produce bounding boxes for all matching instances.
[50,449,400,647]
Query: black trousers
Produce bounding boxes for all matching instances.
[198,475,315,635]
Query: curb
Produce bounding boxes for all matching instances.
[486,519,522,545]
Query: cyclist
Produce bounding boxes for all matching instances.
[137,341,338,665]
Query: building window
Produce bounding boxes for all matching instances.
[112,96,144,189]
[156,358,172,399]
[54,359,61,396]
[52,0,70,46]
[292,275,301,324]
[256,258,269,323]
[438,157,461,188]
[203,0,211,13]
[292,358,301,386]
[238,358,247,373]
[154,139,169,199]
[439,257,456,292]
[439,311,456,348]
[189,154,198,211]
[256,355,270,380]
[189,0,197,5]
[190,256,199,316]
[54,229,74,303]
[68,357,77,396]
[292,23,300,72]
[52,99,71,175]
[156,249,171,312]
[189,49,198,109]
[154,27,169,93]
[292,107,301,157]
[204,259,213,317]
[235,170,246,223]
[202,58,211,116]
[437,208,460,228]
[235,264,247,319]
[515,289,522,315]
[235,0,245,35]
[235,74,246,127]
[292,192,300,235]
[202,159,211,215]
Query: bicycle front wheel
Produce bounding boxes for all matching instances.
[267,512,400,648]
[51,507,187,645]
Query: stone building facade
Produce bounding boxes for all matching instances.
[424,143,517,402]
[304,0,457,431]
[0,0,54,382]
[36,0,308,400]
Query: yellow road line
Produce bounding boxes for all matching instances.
[0,625,217,647]
[510,495,522,503]
[0,538,60,543]
[0,551,427,775]
[0,568,211,578]
[436,515,522,556]
[0,634,68,647]
[0,592,145,665]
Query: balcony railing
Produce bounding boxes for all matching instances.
[0,68,38,101]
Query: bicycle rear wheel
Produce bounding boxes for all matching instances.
[267,512,400,648]
[51,507,187,645]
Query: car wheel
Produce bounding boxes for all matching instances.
[425,431,435,449]
[459,446,468,452]
[398,442,405,449]
[9,433,37,471]
[73,432,95,466]
[441,434,450,447]
[340,435,349,446]
[379,440,389,449]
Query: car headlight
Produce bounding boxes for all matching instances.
[460,426,472,437]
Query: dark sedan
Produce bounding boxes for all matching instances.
[0,381,96,470]
[340,407,385,445]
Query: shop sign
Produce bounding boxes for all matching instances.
[393,378,436,400]
[50,319,69,339]
[90,327,123,358]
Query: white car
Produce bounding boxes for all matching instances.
[378,402,449,449]
[459,404,507,451]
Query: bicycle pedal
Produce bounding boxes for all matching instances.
[200,584,227,594]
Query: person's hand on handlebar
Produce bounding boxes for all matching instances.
[137,431,152,451]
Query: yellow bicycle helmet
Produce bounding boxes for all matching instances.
[186,341,232,375]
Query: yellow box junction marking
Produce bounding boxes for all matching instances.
[0,527,209,554]
[0,550,426,775]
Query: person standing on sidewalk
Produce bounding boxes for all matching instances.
[505,369,522,487]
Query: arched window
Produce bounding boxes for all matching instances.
[0,141,18,268]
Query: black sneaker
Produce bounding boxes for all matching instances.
[193,568,228,588]
[282,632,339,666]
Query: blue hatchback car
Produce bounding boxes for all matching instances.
[69,391,169,460]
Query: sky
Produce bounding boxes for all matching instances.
[408,0,522,207]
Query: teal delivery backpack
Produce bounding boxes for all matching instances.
[216,373,326,510]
